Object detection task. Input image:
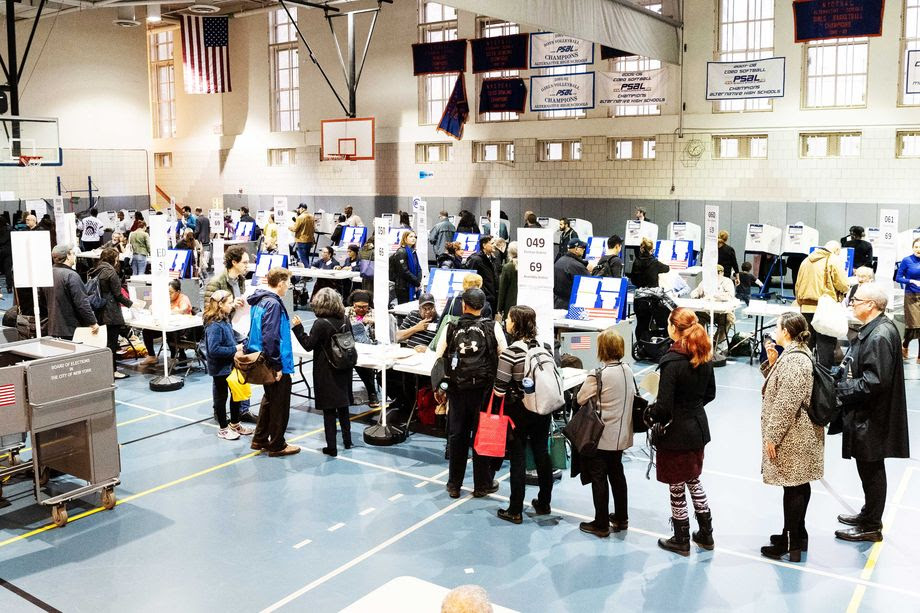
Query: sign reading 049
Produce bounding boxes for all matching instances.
[518,229,554,290]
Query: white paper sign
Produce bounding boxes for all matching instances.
[702,205,719,297]
[706,57,785,100]
[529,32,594,68]
[274,196,290,256]
[517,228,554,348]
[52,197,67,246]
[490,200,500,239]
[11,231,53,287]
[209,208,224,231]
[412,197,429,288]
[906,50,920,95]
[148,215,171,321]
[373,217,391,345]
[530,72,595,112]
[878,209,898,292]
[597,69,668,106]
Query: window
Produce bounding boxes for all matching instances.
[715,0,774,112]
[897,131,920,157]
[712,135,768,159]
[804,38,868,108]
[477,18,521,122]
[154,152,172,169]
[473,141,514,162]
[538,139,581,161]
[540,65,587,119]
[148,30,176,138]
[269,8,300,132]
[419,2,459,125]
[415,142,453,163]
[268,148,296,166]
[611,1,662,116]
[608,137,656,160]
[800,132,861,158]
[901,0,920,105]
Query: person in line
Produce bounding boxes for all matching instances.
[717,230,740,281]
[176,228,199,272]
[129,211,145,233]
[759,312,824,562]
[344,289,380,407]
[79,208,104,251]
[465,235,499,314]
[841,225,873,270]
[13,211,28,231]
[497,241,518,320]
[0,213,13,293]
[181,206,198,234]
[651,308,717,555]
[437,288,507,498]
[292,288,354,457]
[25,214,39,231]
[629,237,669,289]
[482,211,510,241]
[262,213,279,253]
[523,211,541,228]
[44,244,99,340]
[194,207,212,273]
[736,261,763,305]
[247,268,299,457]
[556,218,578,260]
[553,239,589,309]
[896,237,920,360]
[398,211,412,230]
[448,273,494,319]
[113,210,129,236]
[575,328,634,537]
[456,210,480,234]
[141,279,192,366]
[90,248,135,380]
[239,207,261,241]
[835,283,910,543]
[794,240,849,367]
[330,214,347,245]
[203,290,253,440]
[291,203,316,267]
[430,211,456,260]
[492,305,554,525]
[590,235,624,278]
[634,207,651,223]
[437,241,462,269]
[390,231,422,304]
[37,214,55,240]
[491,237,508,277]
[343,205,363,227]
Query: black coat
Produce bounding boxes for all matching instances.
[629,252,669,288]
[557,228,578,259]
[90,261,132,326]
[292,316,351,411]
[718,244,740,279]
[651,349,715,450]
[44,263,97,338]
[437,253,461,269]
[842,238,873,270]
[465,251,498,306]
[389,246,421,303]
[553,252,589,309]
[837,315,910,461]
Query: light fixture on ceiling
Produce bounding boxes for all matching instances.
[113,6,141,27]
[147,4,161,22]
[188,4,220,14]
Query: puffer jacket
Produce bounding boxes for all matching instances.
[246,289,294,374]
[794,248,849,314]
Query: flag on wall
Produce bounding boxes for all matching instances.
[181,15,232,94]
[437,75,469,140]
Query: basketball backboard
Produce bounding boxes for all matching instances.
[0,116,61,166]
[320,117,375,161]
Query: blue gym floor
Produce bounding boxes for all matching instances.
[0,294,919,612]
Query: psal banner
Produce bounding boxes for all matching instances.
[705,58,785,100]
[907,50,920,95]
[530,72,595,112]
[597,69,667,106]
[529,32,594,68]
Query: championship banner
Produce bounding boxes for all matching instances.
[793,0,884,42]
[437,74,469,140]
[705,58,785,100]
[597,69,667,106]
[471,33,528,73]
[530,72,595,112]
[479,77,527,114]
[529,32,594,68]
[907,50,920,95]
[412,39,467,75]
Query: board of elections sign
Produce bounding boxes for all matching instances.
[530,72,595,112]
[597,69,667,106]
[706,58,785,100]
[529,32,594,68]
[907,50,920,95]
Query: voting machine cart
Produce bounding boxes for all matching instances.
[0,338,120,527]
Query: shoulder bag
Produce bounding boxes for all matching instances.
[562,367,606,457]
[324,319,358,370]
[630,369,650,433]
[233,350,276,385]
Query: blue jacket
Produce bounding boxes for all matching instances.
[246,289,294,374]
[204,320,237,376]
[896,254,920,294]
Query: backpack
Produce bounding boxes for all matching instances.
[592,256,612,278]
[516,340,565,415]
[789,349,840,427]
[445,317,498,388]
[85,276,107,310]
[324,320,358,370]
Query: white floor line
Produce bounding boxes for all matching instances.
[292,538,312,550]
[716,384,761,392]
[116,401,219,428]
[359,507,375,516]
[388,493,403,502]
[327,522,345,532]
[431,468,451,479]
[414,481,428,488]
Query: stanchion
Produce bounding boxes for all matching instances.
[363,354,406,446]
[150,329,183,391]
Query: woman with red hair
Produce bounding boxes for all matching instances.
[650,308,717,556]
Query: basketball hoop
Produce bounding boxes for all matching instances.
[323,153,355,162]
[19,155,43,167]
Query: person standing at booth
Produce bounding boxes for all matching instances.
[553,239,589,309]
[717,231,741,281]
[290,204,316,267]
[45,244,99,340]
[842,226,873,270]
[390,231,422,305]
[557,218,578,260]
[794,241,849,367]
[90,248,134,380]
[430,210,456,259]
[466,236,499,315]
[629,237,669,289]
[896,238,920,360]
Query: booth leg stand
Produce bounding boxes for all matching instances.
[710,307,727,368]
[32,287,41,339]
[150,330,184,391]
[363,359,405,446]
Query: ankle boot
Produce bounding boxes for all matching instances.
[692,511,714,550]
[658,518,691,556]
[770,525,808,551]
[786,530,803,563]
[761,529,789,559]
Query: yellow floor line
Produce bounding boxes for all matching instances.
[0,407,379,550]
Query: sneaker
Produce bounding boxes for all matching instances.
[268,444,301,457]
[113,371,129,380]
[217,428,240,440]
[229,423,253,436]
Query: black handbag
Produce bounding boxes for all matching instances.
[562,368,605,457]
[631,375,650,434]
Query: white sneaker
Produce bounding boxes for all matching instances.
[229,423,253,436]
[217,428,240,440]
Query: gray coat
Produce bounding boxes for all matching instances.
[576,362,635,451]
[89,261,132,326]
[43,264,97,338]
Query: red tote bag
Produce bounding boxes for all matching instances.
[473,393,515,458]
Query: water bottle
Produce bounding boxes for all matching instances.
[522,377,535,394]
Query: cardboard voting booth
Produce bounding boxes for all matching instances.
[454,232,480,259]
[585,236,608,263]
[234,221,256,240]
[570,218,594,240]
[865,227,881,247]
[745,223,782,255]
[166,250,193,279]
[566,276,628,322]
[668,221,702,246]
[425,268,468,311]
[253,253,289,285]
[655,239,696,269]
[339,226,368,247]
[783,224,820,255]
[388,228,409,253]
[624,220,658,247]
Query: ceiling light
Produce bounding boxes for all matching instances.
[147,4,161,22]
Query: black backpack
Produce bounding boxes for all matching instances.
[592,256,612,278]
[324,320,358,371]
[445,317,498,388]
[85,276,107,310]
[790,350,840,427]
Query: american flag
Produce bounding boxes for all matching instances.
[181,15,231,94]
[0,383,16,407]
[570,335,591,350]
[566,306,620,321]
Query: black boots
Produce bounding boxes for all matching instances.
[770,524,809,551]
[658,518,691,556]
[692,512,714,550]
[761,529,804,562]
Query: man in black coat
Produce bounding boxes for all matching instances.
[553,239,589,309]
[465,236,498,314]
[43,244,99,340]
[194,207,212,273]
[835,283,910,542]
[590,235,624,278]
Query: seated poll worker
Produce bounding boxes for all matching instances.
[689,264,736,348]
[553,238,589,309]
[387,292,441,410]
[141,279,194,366]
[311,245,341,296]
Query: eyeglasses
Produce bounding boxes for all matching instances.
[850,298,874,306]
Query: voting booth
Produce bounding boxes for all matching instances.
[782,224,819,255]
[655,239,696,269]
[570,218,594,241]
[166,249,193,279]
[426,268,467,311]
[865,227,881,248]
[668,221,702,246]
[624,220,658,247]
[565,276,628,322]
[339,226,368,247]
[234,220,256,240]
[454,232,480,258]
[585,236,608,263]
[745,223,782,255]
[253,253,288,285]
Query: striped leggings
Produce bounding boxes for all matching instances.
[669,478,710,521]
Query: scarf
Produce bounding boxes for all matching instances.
[405,246,420,301]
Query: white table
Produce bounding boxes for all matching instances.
[125,313,203,385]
[392,300,419,317]
[742,301,800,364]
[76,249,131,261]
[246,263,360,281]
[341,576,519,613]
[552,309,634,332]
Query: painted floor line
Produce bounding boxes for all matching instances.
[116,401,219,428]
[292,538,312,550]
[388,494,403,502]
[359,507,375,516]
[327,523,345,532]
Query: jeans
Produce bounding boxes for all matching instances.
[447,386,496,491]
[856,459,887,528]
[212,375,241,429]
[506,409,553,514]
[803,312,837,367]
[131,254,148,276]
[323,407,353,451]
[253,374,292,452]
[295,242,313,267]
[584,450,628,525]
